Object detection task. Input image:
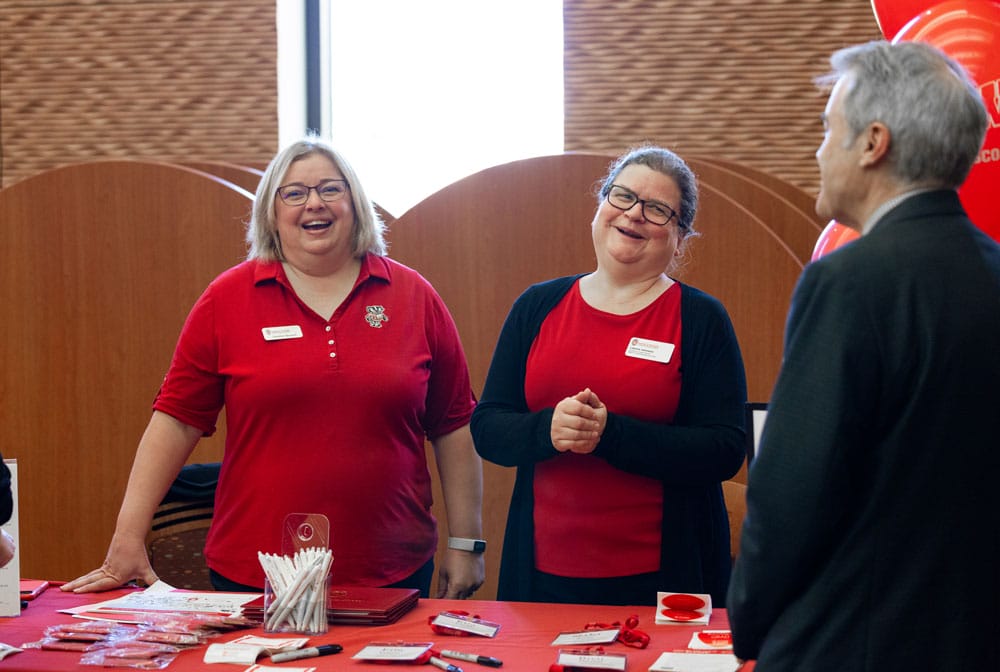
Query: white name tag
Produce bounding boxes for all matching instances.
[625,337,674,363]
[353,642,433,661]
[551,628,620,646]
[431,612,501,637]
[262,325,303,341]
[557,650,627,670]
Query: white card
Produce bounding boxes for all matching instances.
[551,628,621,646]
[688,630,733,650]
[202,636,307,665]
[352,642,433,661]
[558,649,627,670]
[431,611,501,637]
[625,337,675,363]
[204,643,265,665]
[648,651,740,671]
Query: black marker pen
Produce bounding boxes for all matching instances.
[440,650,504,667]
[270,644,343,663]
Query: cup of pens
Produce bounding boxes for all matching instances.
[260,513,333,635]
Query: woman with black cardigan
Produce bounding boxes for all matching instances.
[471,146,747,606]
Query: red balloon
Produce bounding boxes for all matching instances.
[812,221,861,261]
[893,1,1000,242]
[871,0,940,38]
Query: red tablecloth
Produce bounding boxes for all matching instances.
[0,585,750,671]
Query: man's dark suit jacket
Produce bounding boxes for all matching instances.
[728,190,1000,671]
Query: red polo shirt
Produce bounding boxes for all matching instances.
[154,254,475,588]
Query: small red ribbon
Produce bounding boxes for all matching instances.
[583,614,650,649]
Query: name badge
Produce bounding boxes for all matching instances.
[625,337,674,363]
[262,325,303,341]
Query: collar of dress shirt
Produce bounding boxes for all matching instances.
[861,188,935,235]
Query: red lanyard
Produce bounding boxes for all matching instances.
[584,614,650,649]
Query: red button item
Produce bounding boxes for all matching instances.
[660,593,706,611]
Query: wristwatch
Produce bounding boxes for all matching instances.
[447,536,487,553]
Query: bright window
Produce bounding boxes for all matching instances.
[278,0,564,217]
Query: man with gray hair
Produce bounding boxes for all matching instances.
[728,40,999,671]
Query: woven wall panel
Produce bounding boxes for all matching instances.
[565,0,882,197]
[0,0,277,187]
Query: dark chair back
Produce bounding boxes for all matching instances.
[146,462,221,590]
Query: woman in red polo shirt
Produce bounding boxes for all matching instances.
[65,138,484,599]
[472,146,747,606]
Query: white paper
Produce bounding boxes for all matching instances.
[60,584,262,618]
[648,652,740,672]
[0,642,23,660]
[204,643,268,665]
[203,635,308,665]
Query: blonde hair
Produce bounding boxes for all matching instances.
[247,138,386,261]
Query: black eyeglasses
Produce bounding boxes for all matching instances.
[276,179,350,206]
[606,184,679,227]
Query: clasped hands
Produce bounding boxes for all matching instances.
[551,387,607,454]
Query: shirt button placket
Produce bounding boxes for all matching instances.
[326,324,338,363]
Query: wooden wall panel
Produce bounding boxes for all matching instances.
[564,0,882,196]
[0,0,277,188]
[183,162,264,194]
[686,157,824,265]
[0,161,250,580]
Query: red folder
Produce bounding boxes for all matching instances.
[242,585,419,626]
[325,585,419,625]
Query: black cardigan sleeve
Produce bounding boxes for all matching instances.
[471,276,580,467]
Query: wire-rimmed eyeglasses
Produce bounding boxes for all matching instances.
[276,179,350,206]
[606,184,679,227]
